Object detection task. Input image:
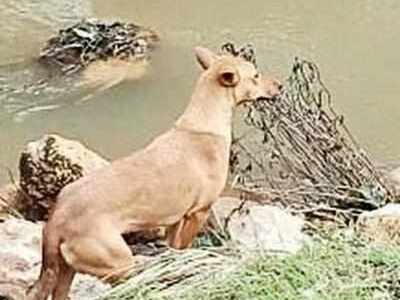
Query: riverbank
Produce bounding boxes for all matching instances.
[101,232,400,300]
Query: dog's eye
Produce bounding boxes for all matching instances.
[254,73,260,79]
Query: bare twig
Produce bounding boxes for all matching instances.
[223,44,394,226]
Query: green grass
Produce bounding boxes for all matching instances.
[101,234,400,300]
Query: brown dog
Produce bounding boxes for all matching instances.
[27,46,281,300]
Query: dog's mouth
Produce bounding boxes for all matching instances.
[237,94,280,107]
[257,95,281,104]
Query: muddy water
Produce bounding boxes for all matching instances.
[1,0,400,185]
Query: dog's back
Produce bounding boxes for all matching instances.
[53,127,230,233]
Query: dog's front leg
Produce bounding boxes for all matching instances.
[166,207,210,249]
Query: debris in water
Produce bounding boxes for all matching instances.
[39,19,159,75]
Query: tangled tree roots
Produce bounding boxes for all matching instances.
[222,43,395,227]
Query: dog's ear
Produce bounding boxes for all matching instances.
[195,47,217,70]
[217,65,239,87]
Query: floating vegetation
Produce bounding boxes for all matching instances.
[39,19,159,75]
[222,43,395,227]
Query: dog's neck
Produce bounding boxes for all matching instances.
[175,76,234,142]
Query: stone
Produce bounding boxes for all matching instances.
[388,166,400,197]
[18,134,110,220]
[208,196,250,231]
[357,203,400,245]
[0,218,110,300]
[212,197,307,254]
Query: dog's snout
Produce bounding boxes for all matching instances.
[262,76,282,99]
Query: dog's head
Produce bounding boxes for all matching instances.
[195,46,281,105]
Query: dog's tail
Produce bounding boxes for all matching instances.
[26,222,75,300]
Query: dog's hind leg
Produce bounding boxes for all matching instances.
[60,223,142,283]
[166,206,210,249]
[26,268,58,300]
[51,260,76,300]
[26,224,63,300]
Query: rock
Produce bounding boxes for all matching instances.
[388,166,400,197]
[212,197,307,254]
[0,218,110,300]
[208,196,248,231]
[18,134,110,221]
[357,203,400,245]
[388,166,400,182]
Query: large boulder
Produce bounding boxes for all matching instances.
[0,218,110,300]
[18,134,110,220]
[357,203,400,245]
[213,197,307,254]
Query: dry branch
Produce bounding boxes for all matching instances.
[222,43,395,226]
